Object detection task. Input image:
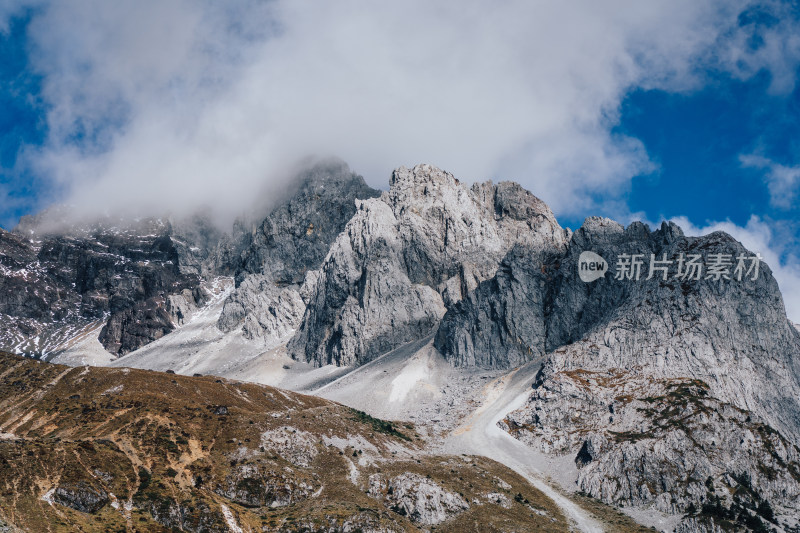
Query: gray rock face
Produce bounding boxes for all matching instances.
[536,218,800,445]
[288,196,447,367]
[216,160,378,341]
[478,215,800,529]
[0,516,18,533]
[136,496,226,533]
[674,519,726,533]
[387,168,567,296]
[236,158,380,286]
[435,219,720,368]
[290,164,567,367]
[434,244,562,368]
[169,213,251,278]
[367,472,469,525]
[0,228,80,354]
[2,161,368,357]
[217,274,305,346]
[52,482,109,513]
[214,462,315,508]
[502,370,800,529]
[436,211,800,436]
[0,217,211,357]
[99,285,212,355]
[425,206,800,526]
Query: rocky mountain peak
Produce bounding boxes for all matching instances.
[289,163,569,367]
[236,159,380,287]
[576,215,623,235]
[571,217,685,250]
[215,160,380,344]
[386,164,468,214]
[487,180,555,222]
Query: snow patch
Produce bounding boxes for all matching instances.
[344,457,359,485]
[389,353,428,403]
[220,503,244,533]
[41,488,55,505]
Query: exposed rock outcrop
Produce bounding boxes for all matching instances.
[2,160,369,357]
[289,164,568,367]
[471,214,800,529]
[537,218,800,444]
[0,218,211,356]
[434,244,562,368]
[367,472,469,525]
[216,274,305,347]
[288,195,447,367]
[214,463,315,508]
[502,369,800,530]
[169,212,251,278]
[433,210,800,439]
[0,228,81,354]
[136,496,227,532]
[99,285,212,355]
[52,482,109,513]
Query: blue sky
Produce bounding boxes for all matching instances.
[613,73,800,231]
[0,1,799,319]
[0,11,46,226]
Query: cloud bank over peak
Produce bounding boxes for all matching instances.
[2,1,800,227]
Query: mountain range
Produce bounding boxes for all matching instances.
[1,159,799,532]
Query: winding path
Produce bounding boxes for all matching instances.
[442,361,605,532]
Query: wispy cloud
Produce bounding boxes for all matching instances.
[740,154,800,209]
[716,2,800,94]
[1,1,799,226]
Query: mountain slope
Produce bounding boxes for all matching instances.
[0,218,211,358]
[216,159,380,349]
[0,351,582,532]
[502,369,800,531]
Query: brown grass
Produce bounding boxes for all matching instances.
[0,352,575,532]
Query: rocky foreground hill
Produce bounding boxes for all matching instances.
[0,350,650,532]
[1,160,800,532]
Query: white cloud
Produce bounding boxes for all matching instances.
[669,215,800,323]
[1,0,799,226]
[715,2,800,94]
[740,154,800,209]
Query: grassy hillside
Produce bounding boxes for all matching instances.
[0,352,576,532]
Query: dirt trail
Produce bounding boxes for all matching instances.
[442,360,605,533]
[309,341,605,532]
